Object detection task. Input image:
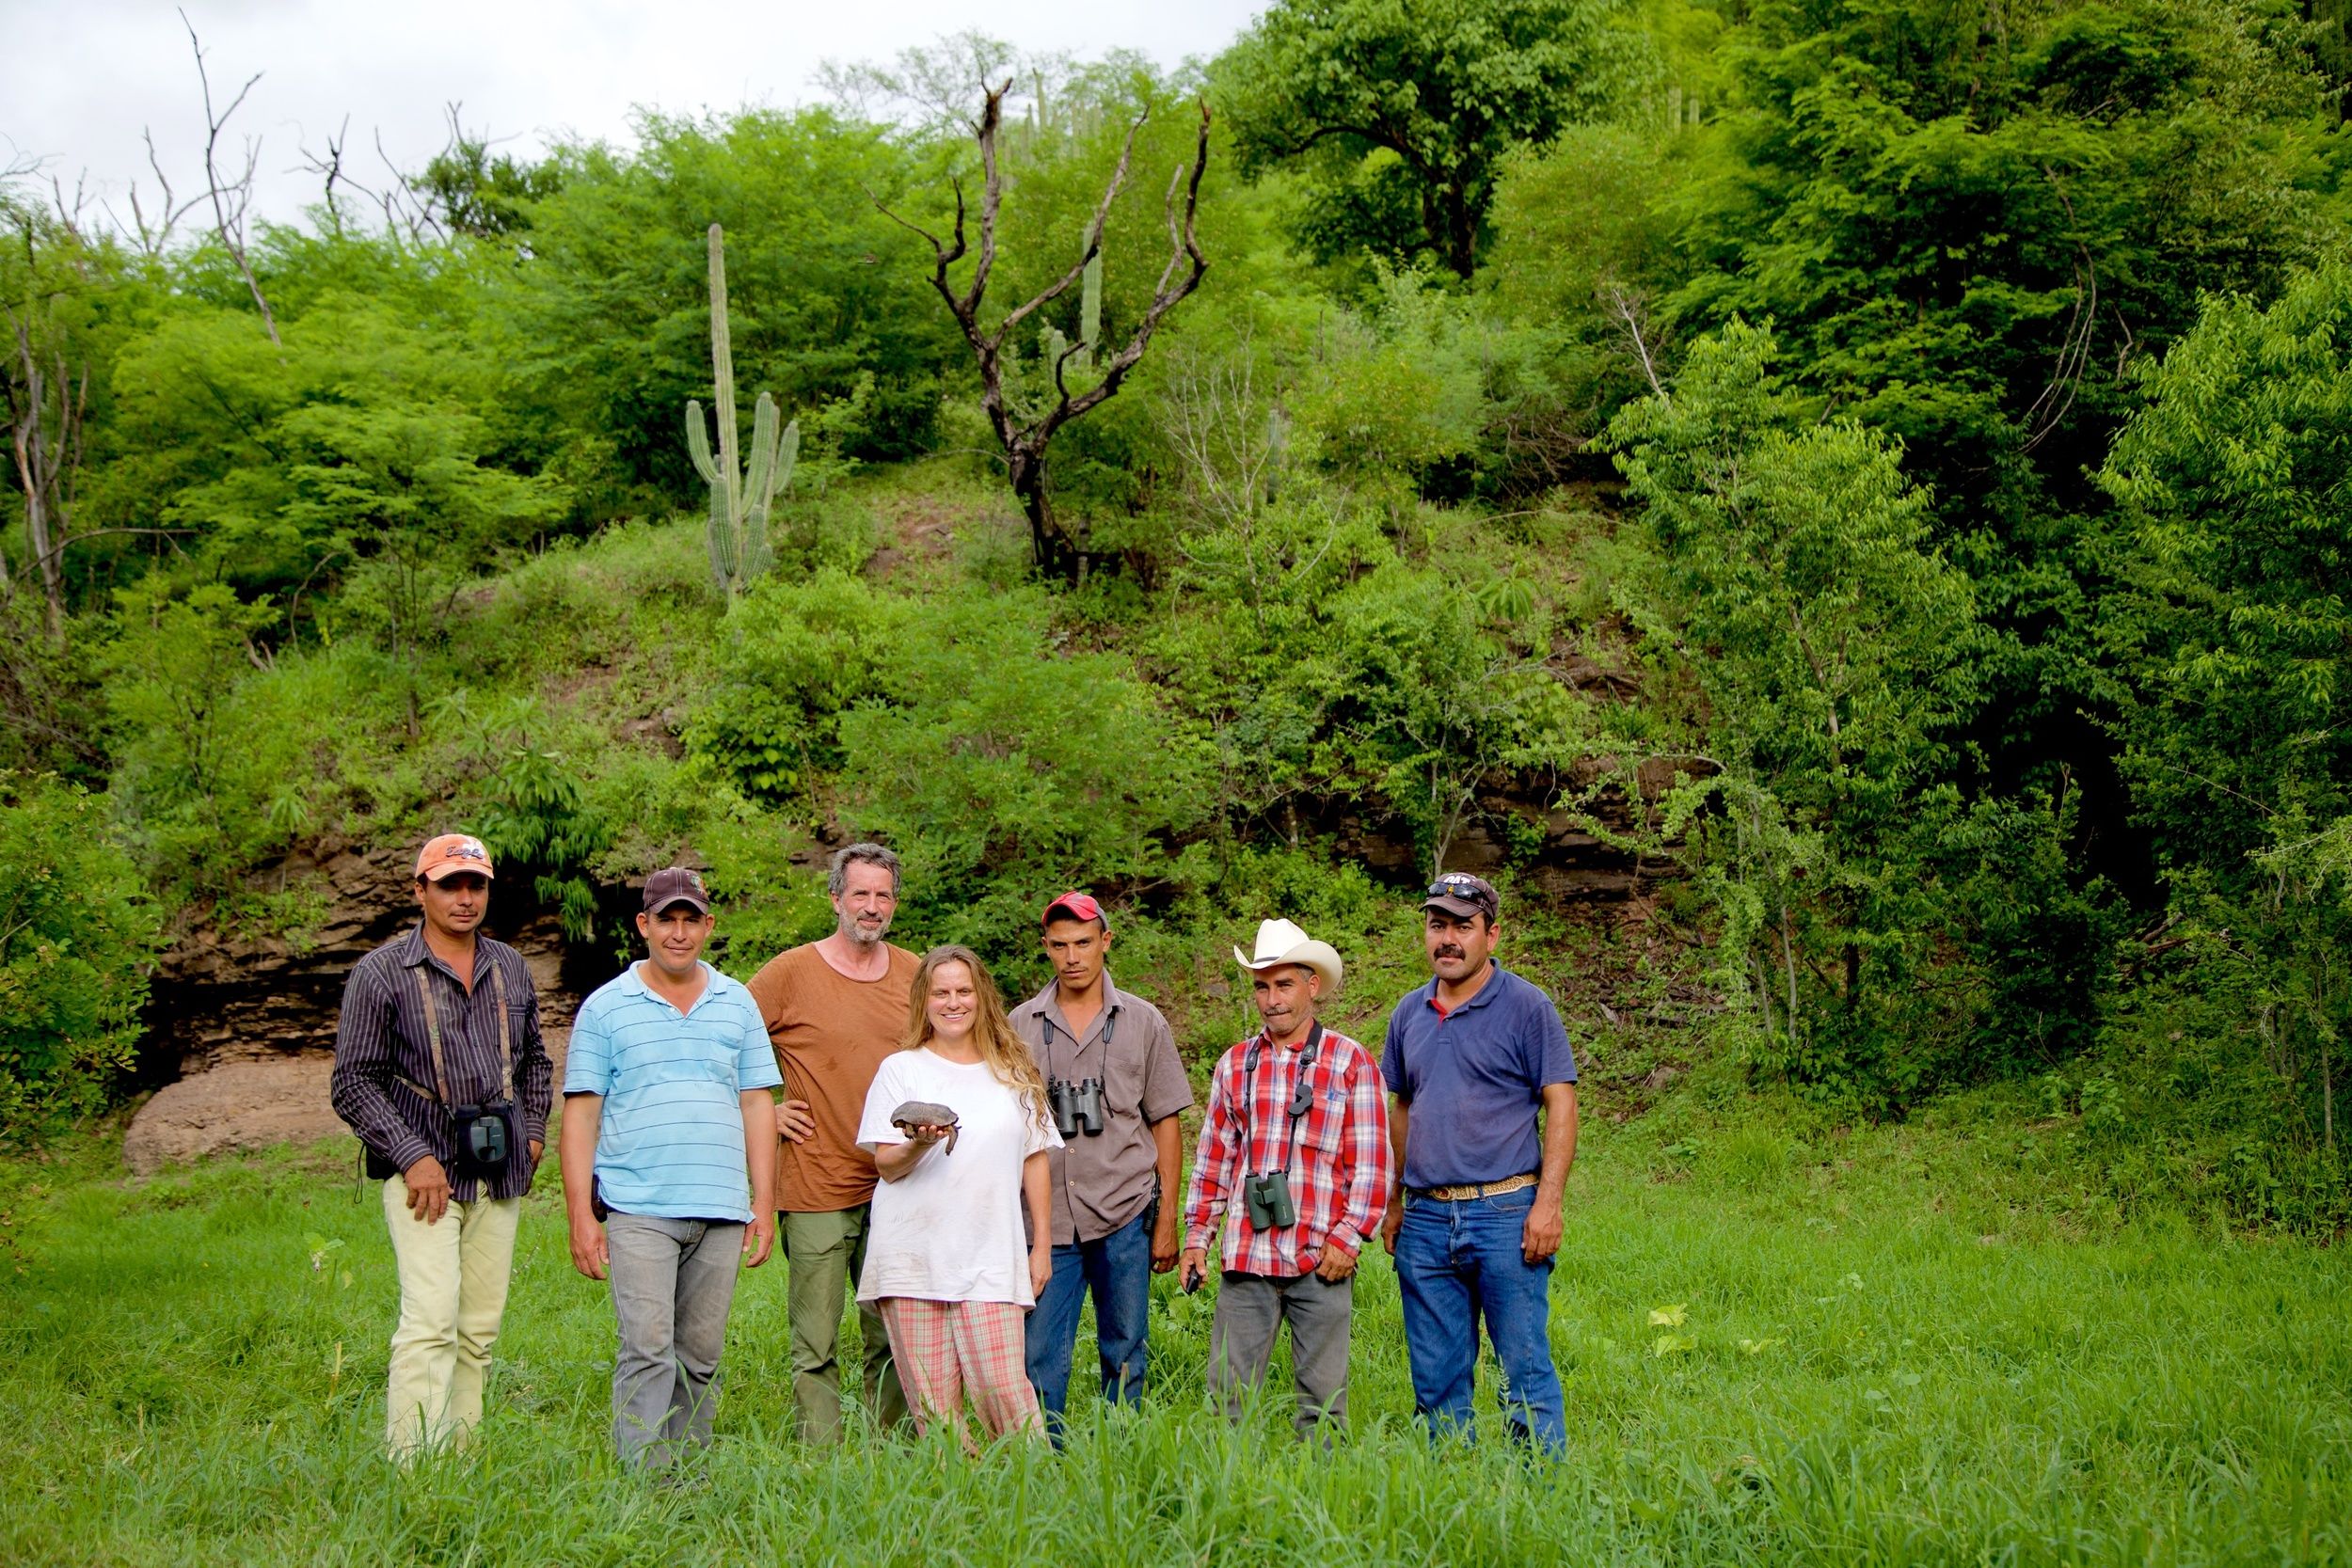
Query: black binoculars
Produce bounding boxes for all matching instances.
[1049,1077,1104,1138]
[1244,1169,1297,1230]
[451,1101,515,1173]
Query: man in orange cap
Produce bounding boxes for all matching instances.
[331,832,552,1460]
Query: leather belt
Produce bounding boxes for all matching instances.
[1410,1171,1538,1202]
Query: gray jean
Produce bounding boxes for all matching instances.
[606,1212,744,1467]
[1208,1269,1353,1441]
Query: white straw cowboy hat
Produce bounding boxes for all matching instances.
[1232,918,1343,993]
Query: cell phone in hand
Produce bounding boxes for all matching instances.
[1182,1262,1204,1294]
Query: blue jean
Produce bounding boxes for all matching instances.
[1393,1184,1566,1454]
[1024,1205,1153,1441]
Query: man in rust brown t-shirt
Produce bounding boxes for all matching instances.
[745,842,916,1443]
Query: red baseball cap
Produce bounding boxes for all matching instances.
[1042,891,1107,929]
[415,833,495,882]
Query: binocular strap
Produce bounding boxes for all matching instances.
[1242,1022,1324,1183]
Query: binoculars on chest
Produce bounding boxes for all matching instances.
[1049,1077,1104,1138]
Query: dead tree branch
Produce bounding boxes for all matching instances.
[103,127,206,260]
[182,8,278,344]
[876,82,1211,579]
[1608,286,1668,401]
[3,304,87,641]
[295,115,373,237]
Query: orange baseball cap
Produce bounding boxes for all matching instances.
[415,833,495,882]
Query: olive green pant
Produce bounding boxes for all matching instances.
[782,1204,906,1444]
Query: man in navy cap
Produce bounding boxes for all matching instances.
[1010,892,1192,1441]
[560,867,781,1467]
[1379,871,1578,1456]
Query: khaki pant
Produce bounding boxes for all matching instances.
[782,1205,905,1444]
[381,1174,521,1459]
[1209,1270,1354,1443]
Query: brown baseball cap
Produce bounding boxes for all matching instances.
[1422,871,1499,921]
[643,867,711,915]
[415,833,495,882]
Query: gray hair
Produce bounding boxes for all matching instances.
[828,842,902,897]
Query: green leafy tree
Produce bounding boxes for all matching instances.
[2098,262,2352,1164]
[1606,323,2024,1106]
[1643,0,2344,857]
[1221,0,1657,277]
[500,108,956,503]
[0,772,161,1134]
[98,582,281,890]
[409,116,564,239]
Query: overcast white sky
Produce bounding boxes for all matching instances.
[3,0,1264,230]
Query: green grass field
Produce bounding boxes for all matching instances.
[4,1109,2347,1567]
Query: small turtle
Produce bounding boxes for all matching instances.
[889,1100,961,1156]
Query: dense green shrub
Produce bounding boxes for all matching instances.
[0,774,162,1135]
[839,586,1216,958]
[685,570,904,807]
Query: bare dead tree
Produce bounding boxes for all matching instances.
[1158,333,1283,531]
[877,81,1210,579]
[181,9,278,345]
[1607,285,1668,402]
[47,173,94,246]
[1155,335,1340,632]
[3,292,89,642]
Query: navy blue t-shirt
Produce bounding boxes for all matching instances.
[1380,964,1578,1190]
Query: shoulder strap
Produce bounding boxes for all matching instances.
[413,949,515,1104]
[414,966,451,1105]
[490,955,514,1102]
[1241,1023,1324,1169]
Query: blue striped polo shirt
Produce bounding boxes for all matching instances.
[564,962,783,1222]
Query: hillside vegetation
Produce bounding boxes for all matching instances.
[5,1,2352,1238]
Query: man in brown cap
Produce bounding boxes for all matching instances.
[331,832,552,1460]
[561,868,781,1468]
[1380,871,1578,1456]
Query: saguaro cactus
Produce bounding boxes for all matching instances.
[1042,230,1104,375]
[685,223,797,605]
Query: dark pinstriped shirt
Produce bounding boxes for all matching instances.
[330,924,552,1201]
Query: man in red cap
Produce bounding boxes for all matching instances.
[331,832,552,1460]
[1009,891,1191,1441]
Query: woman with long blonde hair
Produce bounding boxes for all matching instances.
[855,944,1061,1446]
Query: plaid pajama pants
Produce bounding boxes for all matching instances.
[876,1297,1044,1448]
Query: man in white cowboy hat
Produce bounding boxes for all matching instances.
[1182,918,1392,1441]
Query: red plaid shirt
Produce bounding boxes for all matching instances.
[1184,1022,1392,1277]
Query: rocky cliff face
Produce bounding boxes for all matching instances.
[141,835,582,1083]
[126,746,1695,1168]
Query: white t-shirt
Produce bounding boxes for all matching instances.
[855,1048,1063,1306]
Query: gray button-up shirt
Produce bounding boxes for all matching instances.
[330,924,551,1202]
[1013,975,1193,1245]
